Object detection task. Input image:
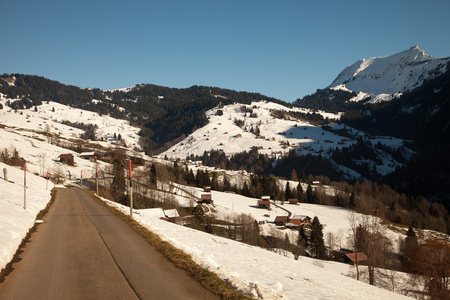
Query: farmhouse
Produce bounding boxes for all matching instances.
[288,198,298,205]
[80,152,96,161]
[58,153,74,165]
[286,215,312,228]
[200,193,213,204]
[257,200,270,209]
[257,196,271,209]
[274,216,288,226]
[343,252,368,265]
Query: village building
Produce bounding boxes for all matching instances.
[257,200,270,209]
[343,252,368,265]
[79,152,96,161]
[285,215,312,229]
[274,216,288,226]
[200,193,213,204]
[257,196,271,209]
[58,153,74,165]
[288,198,298,205]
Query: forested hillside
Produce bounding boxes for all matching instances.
[0,74,286,153]
[338,64,450,210]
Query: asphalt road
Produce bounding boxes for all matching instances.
[0,188,219,300]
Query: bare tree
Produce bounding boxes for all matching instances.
[37,153,47,176]
[348,205,393,286]
[410,239,450,299]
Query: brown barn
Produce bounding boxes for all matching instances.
[287,215,312,228]
[274,216,288,226]
[203,185,211,192]
[200,194,213,204]
[59,153,74,165]
[288,198,298,205]
[344,252,368,265]
[257,200,270,209]
[80,152,96,161]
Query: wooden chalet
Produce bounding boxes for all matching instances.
[285,215,312,228]
[80,152,96,161]
[200,193,213,204]
[257,200,270,209]
[343,252,368,265]
[203,185,211,192]
[274,216,288,226]
[288,198,298,205]
[59,153,74,165]
[257,196,271,209]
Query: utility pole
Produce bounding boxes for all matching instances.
[129,160,133,218]
[46,170,49,190]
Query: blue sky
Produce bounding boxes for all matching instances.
[1,0,449,102]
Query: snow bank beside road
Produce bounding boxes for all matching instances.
[0,162,54,272]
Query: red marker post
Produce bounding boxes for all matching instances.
[24,161,27,210]
[129,160,133,218]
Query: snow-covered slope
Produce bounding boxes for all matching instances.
[106,189,414,300]
[161,101,407,178]
[328,46,450,103]
[0,162,55,272]
[0,98,141,150]
[162,101,347,160]
[0,101,426,299]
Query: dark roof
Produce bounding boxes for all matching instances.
[59,154,73,158]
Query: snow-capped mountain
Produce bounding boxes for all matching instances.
[328,46,450,102]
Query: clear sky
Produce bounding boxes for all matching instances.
[1,0,449,102]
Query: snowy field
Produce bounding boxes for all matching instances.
[106,197,412,300]
[0,164,412,299]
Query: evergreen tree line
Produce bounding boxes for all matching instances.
[0,147,23,167]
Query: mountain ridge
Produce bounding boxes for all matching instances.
[327,46,450,101]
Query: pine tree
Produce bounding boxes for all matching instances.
[301,171,307,182]
[285,181,291,201]
[349,192,356,208]
[111,157,126,205]
[306,184,318,203]
[211,172,219,190]
[241,181,250,197]
[149,164,157,187]
[310,216,326,258]
[297,183,305,203]
[290,169,298,181]
[400,226,418,271]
